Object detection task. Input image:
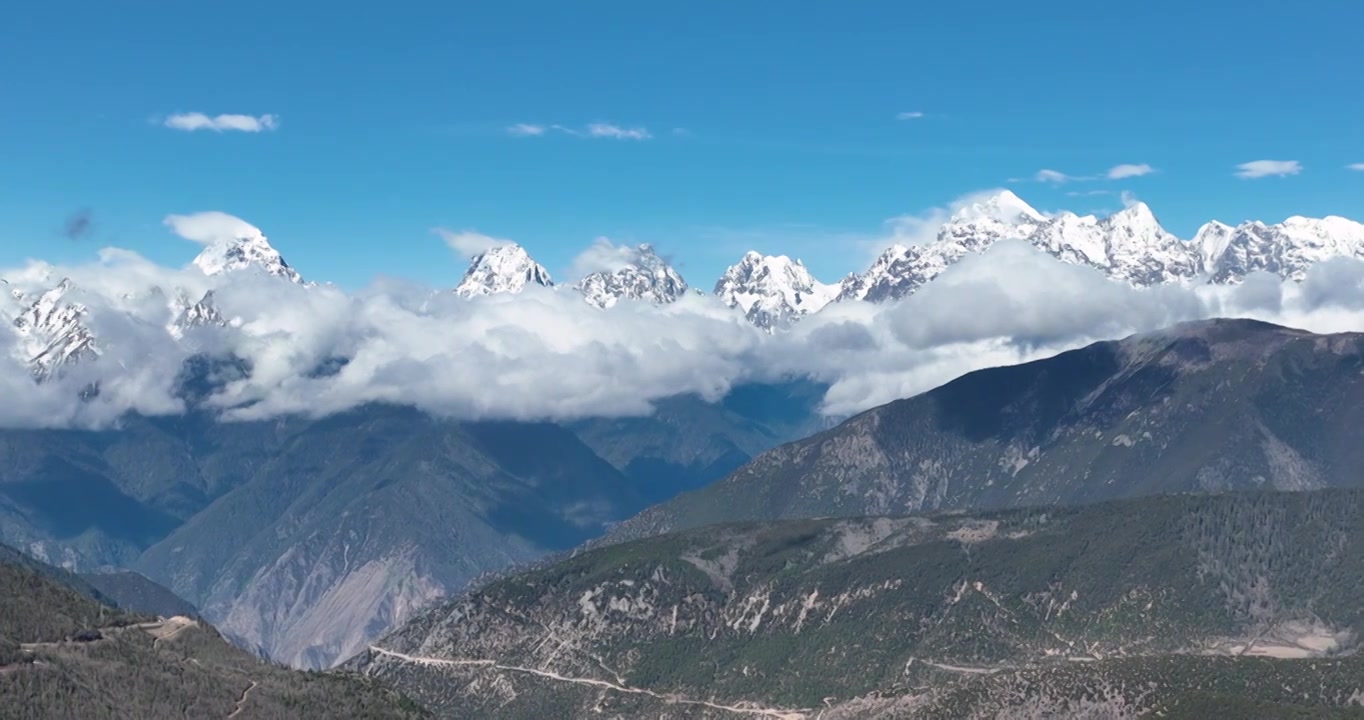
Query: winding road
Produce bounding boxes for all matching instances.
[368,646,809,719]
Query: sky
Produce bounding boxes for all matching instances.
[3,0,1363,290]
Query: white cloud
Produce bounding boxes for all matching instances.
[1066,190,1112,197]
[1120,190,1141,208]
[164,211,261,245]
[1348,163,1364,171]
[506,123,547,137]
[896,111,925,120]
[1107,163,1155,179]
[585,123,651,140]
[1235,160,1302,179]
[164,113,279,133]
[435,229,514,258]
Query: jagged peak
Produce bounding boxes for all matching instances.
[1109,201,1157,223]
[192,228,303,284]
[948,190,1046,225]
[454,242,554,298]
[575,243,688,308]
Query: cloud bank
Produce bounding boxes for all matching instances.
[6,208,1364,431]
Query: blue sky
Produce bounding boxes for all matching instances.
[2,0,1362,289]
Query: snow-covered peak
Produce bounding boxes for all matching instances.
[949,190,1046,225]
[714,252,837,330]
[169,289,227,338]
[1204,215,1364,283]
[1107,201,1159,228]
[8,278,100,379]
[937,191,1047,260]
[1100,202,1198,285]
[454,243,554,298]
[576,244,688,308]
[192,228,303,284]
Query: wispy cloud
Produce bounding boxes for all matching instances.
[1065,190,1113,197]
[1348,163,1364,171]
[1235,159,1302,179]
[435,229,514,259]
[896,111,925,120]
[1035,169,1076,184]
[505,123,547,137]
[506,122,653,140]
[1107,163,1155,179]
[164,113,279,133]
[586,123,651,140]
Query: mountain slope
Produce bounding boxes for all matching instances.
[0,543,425,719]
[131,406,642,670]
[355,488,1364,719]
[80,570,200,619]
[569,380,830,505]
[609,319,1364,540]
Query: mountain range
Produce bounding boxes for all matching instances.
[0,383,826,670]
[454,191,1364,327]
[8,192,1364,380]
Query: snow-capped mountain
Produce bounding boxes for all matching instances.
[576,244,688,308]
[839,192,1208,303]
[7,279,101,379]
[1030,202,1200,285]
[714,252,838,330]
[838,191,1047,302]
[193,228,304,284]
[1196,216,1364,283]
[453,243,554,298]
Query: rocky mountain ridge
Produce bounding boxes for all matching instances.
[605,318,1364,542]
